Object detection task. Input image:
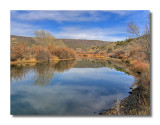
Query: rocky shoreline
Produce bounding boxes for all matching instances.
[102,74,150,115]
[89,58,151,116]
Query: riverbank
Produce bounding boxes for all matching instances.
[82,56,150,115]
[101,58,150,115]
[10,58,76,65]
[103,84,150,115]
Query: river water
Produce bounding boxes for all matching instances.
[11,59,134,115]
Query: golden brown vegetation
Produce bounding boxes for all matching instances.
[11,30,76,63]
[11,43,26,61]
[34,46,50,61]
[51,47,76,59]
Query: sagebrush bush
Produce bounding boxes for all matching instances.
[34,46,50,61]
[11,43,26,61]
[52,47,76,59]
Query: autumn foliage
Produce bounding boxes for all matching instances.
[11,43,26,61]
[34,46,50,61]
[11,30,76,62]
[52,47,76,59]
[11,44,76,62]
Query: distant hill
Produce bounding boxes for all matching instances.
[58,39,109,50]
[88,38,136,53]
[11,35,110,50]
[11,35,36,46]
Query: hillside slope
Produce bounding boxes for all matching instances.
[88,36,150,61]
[11,35,109,50]
[59,39,109,50]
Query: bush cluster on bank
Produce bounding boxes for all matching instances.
[11,43,76,62]
[11,30,76,62]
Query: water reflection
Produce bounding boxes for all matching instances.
[11,59,134,115]
[51,59,76,72]
[33,63,55,86]
[11,59,76,85]
[11,64,31,81]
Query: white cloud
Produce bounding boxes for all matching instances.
[11,10,108,22]
[11,11,128,41]
[11,10,128,41]
[11,21,127,41]
[106,10,131,16]
[54,26,127,41]
[11,84,126,115]
[11,21,39,36]
[11,10,133,23]
[56,68,134,84]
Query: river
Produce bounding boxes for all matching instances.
[11,59,134,115]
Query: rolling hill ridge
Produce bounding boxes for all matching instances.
[11,35,110,50]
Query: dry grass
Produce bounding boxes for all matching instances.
[11,58,37,64]
[131,59,149,72]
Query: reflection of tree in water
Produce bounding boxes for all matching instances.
[90,59,137,76]
[51,59,76,73]
[11,64,34,82]
[11,60,76,86]
[33,59,76,85]
[33,63,55,86]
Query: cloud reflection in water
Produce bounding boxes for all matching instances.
[11,62,134,115]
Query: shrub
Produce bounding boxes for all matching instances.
[119,54,127,60]
[34,46,50,61]
[52,47,76,59]
[11,43,26,61]
[47,44,56,55]
[99,51,107,55]
[131,59,149,72]
[108,47,112,53]
[116,41,126,46]
[109,49,124,58]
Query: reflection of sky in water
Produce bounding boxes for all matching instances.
[11,66,134,115]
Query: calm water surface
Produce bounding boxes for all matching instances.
[11,59,134,115]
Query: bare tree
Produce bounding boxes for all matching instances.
[127,20,141,38]
[142,18,151,60]
[127,17,151,60]
[34,30,56,46]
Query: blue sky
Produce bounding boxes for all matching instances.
[11,10,150,41]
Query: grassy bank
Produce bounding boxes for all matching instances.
[10,57,76,65]
[96,57,150,115]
